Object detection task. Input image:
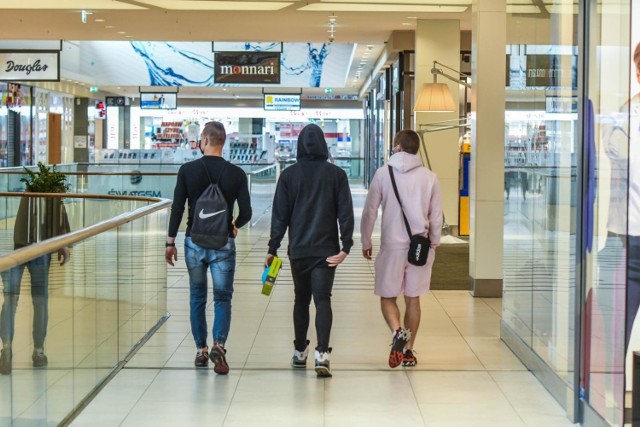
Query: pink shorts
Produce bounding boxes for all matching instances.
[373,247,436,298]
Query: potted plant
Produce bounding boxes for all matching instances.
[15,162,70,247]
[20,162,70,193]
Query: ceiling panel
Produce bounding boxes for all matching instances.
[320,0,471,4]
[0,0,145,9]
[135,0,294,10]
[299,3,468,12]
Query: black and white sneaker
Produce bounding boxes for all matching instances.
[314,348,332,378]
[291,340,310,369]
[389,328,411,368]
[32,349,48,368]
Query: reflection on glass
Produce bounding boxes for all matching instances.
[0,194,168,425]
[581,3,633,424]
[502,3,579,415]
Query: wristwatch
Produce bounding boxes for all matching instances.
[165,242,175,247]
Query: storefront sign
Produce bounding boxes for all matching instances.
[214,52,281,84]
[0,51,59,81]
[525,54,576,88]
[264,94,300,111]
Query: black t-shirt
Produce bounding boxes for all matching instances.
[167,156,252,238]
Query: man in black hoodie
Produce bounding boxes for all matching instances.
[266,123,354,377]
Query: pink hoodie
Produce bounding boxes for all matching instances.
[360,151,443,250]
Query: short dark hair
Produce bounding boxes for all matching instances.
[393,130,420,155]
[202,121,226,146]
[634,42,640,71]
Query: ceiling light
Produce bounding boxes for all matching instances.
[402,22,412,26]
[117,31,126,34]
[105,25,115,28]
[95,19,105,22]
[81,10,92,24]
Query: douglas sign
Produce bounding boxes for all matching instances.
[0,52,59,81]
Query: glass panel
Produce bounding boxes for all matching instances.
[502,0,579,412]
[0,194,168,425]
[581,0,633,424]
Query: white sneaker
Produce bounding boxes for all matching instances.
[314,349,332,377]
[291,340,310,369]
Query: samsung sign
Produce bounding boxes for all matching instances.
[0,51,59,81]
[264,94,301,111]
[214,52,281,84]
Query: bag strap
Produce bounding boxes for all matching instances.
[388,166,412,239]
[200,158,227,185]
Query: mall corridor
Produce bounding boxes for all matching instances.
[66,187,574,427]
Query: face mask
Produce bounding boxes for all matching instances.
[199,140,204,155]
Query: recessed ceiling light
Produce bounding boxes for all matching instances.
[406,16,418,19]
[95,19,105,22]
[402,22,412,26]
[125,35,133,38]
[117,31,126,34]
[105,25,115,28]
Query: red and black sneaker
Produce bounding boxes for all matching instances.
[194,349,209,368]
[389,328,411,368]
[210,343,229,375]
[402,348,417,367]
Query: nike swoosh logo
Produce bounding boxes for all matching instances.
[198,209,226,219]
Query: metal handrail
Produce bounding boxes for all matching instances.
[0,192,172,272]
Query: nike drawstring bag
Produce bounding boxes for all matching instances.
[190,160,230,249]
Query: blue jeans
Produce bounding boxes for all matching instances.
[184,236,236,349]
[0,254,51,349]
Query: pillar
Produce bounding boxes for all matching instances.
[414,20,461,231]
[469,0,506,297]
[73,97,89,163]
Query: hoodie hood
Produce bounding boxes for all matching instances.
[387,151,424,173]
[296,124,329,161]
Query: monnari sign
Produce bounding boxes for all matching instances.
[0,51,59,81]
[214,52,281,84]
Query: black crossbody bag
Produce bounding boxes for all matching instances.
[389,167,430,266]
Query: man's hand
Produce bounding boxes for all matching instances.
[362,247,372,260]
[326,251,348,268]
[264,253,275,268]
[233,225,239,238]
[165,247,178,266]
[57,247,70,266]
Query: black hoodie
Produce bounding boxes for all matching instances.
[268,124,354,259]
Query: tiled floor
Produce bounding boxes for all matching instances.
[71,186,576,427]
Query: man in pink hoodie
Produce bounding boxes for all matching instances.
[361,130,443,368]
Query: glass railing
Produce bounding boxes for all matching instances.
[0,163,277,228]
[0,192,170,427]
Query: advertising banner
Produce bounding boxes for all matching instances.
[214,52,281,84]
[63,41,354,88]
[0,51,59,81]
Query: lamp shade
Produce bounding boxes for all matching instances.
[413,82,456,112]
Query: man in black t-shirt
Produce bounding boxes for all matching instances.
[165,121,251,375]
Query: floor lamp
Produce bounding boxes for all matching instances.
[414,61,472,235]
